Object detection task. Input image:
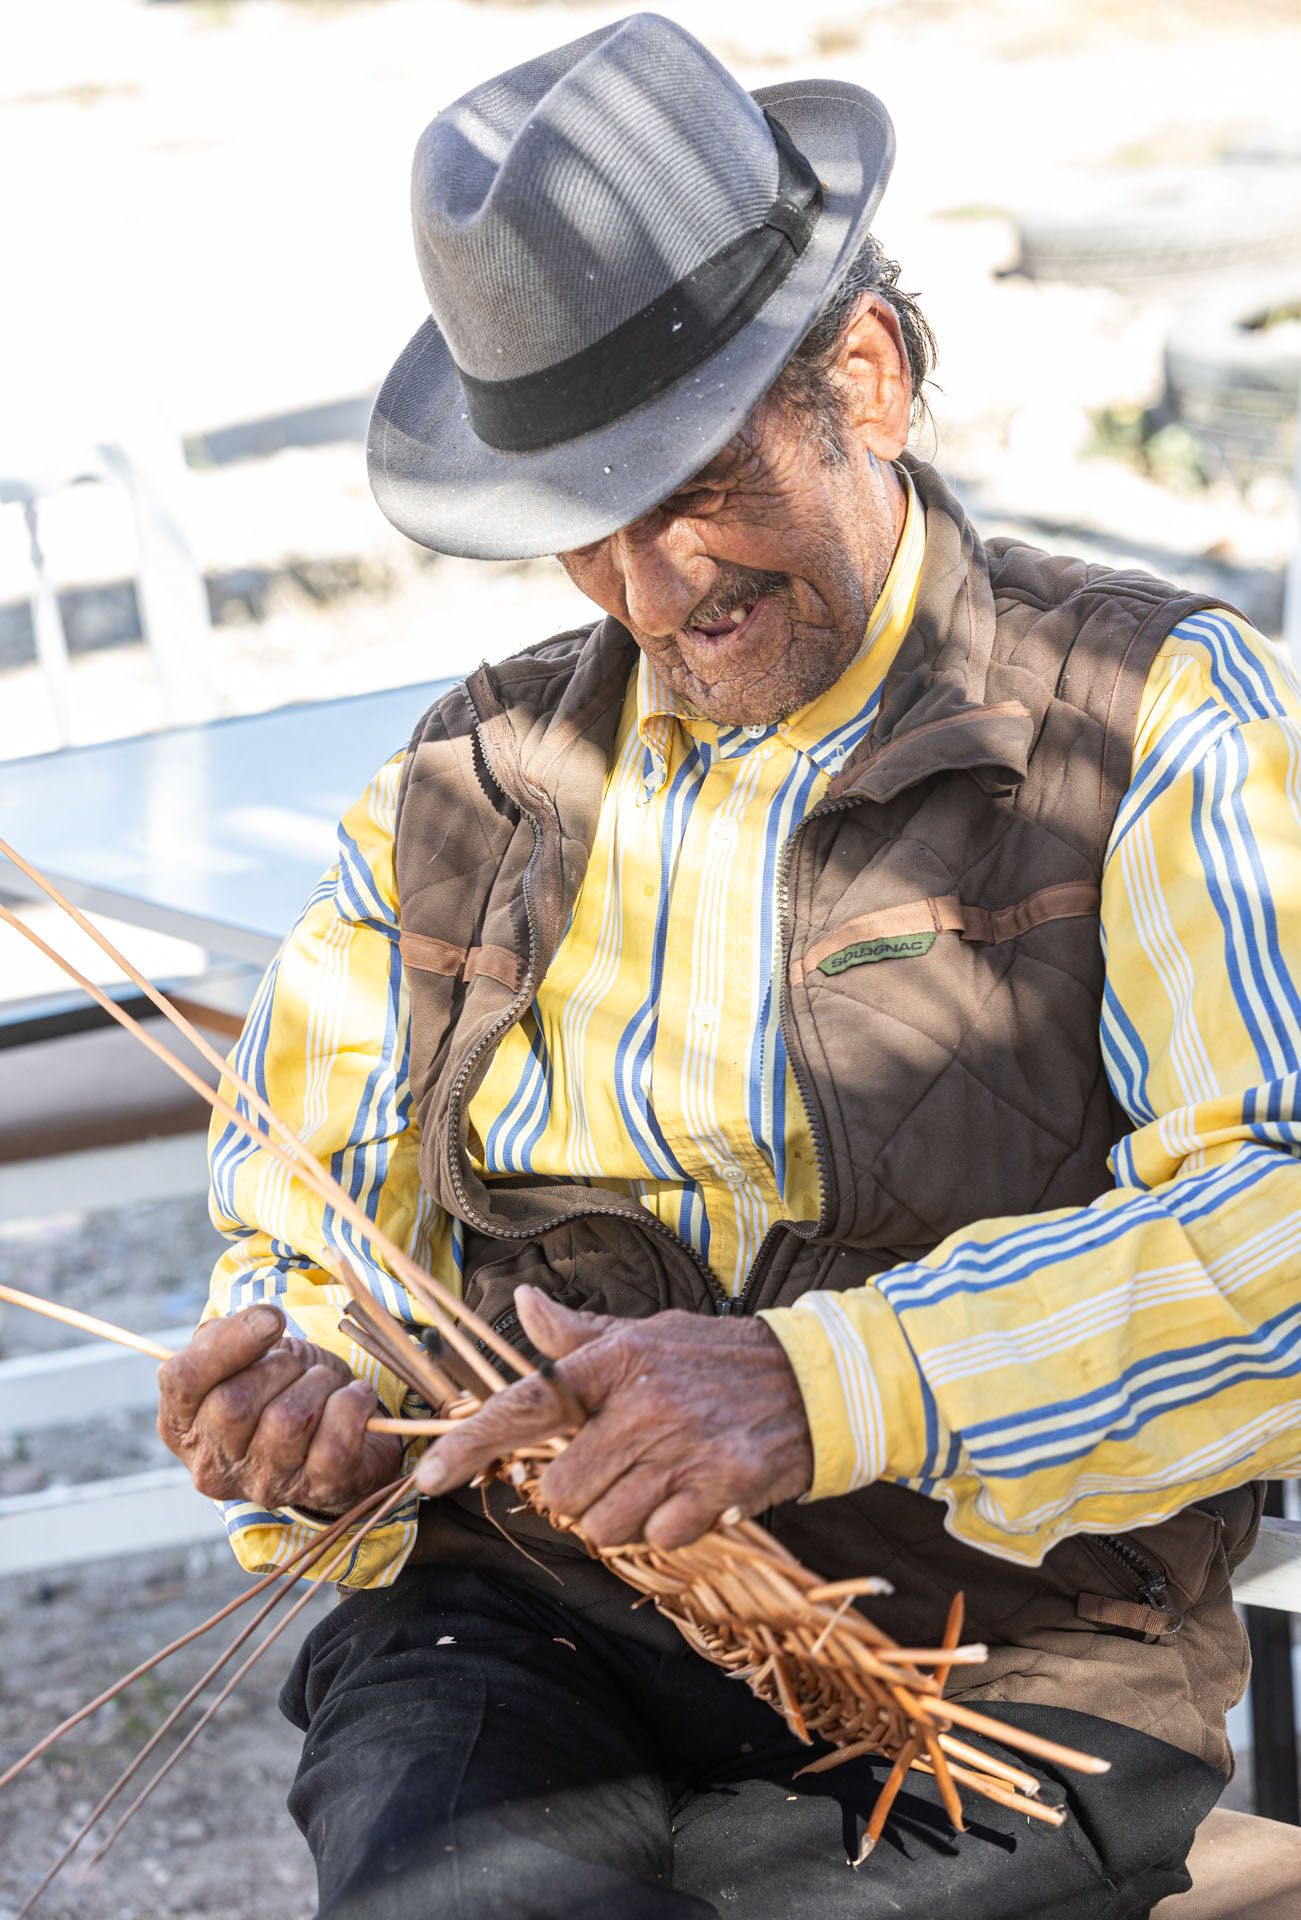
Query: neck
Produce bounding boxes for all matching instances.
[875,453,907,554]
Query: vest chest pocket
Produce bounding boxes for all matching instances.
[796,883,1104,1098]
[790,883,1113,1246]
[797,883,1100,983]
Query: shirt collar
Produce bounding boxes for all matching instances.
[635,468,925,791]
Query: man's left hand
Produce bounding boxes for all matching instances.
[413,1285,813,1550]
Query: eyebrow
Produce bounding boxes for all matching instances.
[673,457,733,493]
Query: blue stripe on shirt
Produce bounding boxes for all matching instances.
[879,1145,1286,1312]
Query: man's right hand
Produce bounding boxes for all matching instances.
[158,1304,402,1517]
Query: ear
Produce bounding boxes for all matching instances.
[834,293,912,460]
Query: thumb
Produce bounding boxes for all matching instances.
[514,1284,612,1360]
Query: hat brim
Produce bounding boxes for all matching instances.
[367,80,895,561]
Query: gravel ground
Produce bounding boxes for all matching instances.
[0,1197,332,1919]
[0,1544,332,1920]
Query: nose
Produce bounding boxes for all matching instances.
[615,519,714,638]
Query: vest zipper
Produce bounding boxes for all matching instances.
[481,1304,521,1355]
[754,732,1010,1287]
[442,688,733,1316]
[774,809,838,1240]
[724,786,880,1313]
[446,695,975,1322]
[718,715,1024,1310]
[1085,1533,1183,1632]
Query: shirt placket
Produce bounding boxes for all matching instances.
[652,733,793,1290]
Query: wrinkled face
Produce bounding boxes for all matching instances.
[557,366,906,728]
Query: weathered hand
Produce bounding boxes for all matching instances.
[157,1304,402,1516]
[414,1285,813,1549]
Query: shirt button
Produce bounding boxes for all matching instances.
[693,1003,718,1028]
[744,723,767,739]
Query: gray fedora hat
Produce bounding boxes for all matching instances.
[368,12,894,561]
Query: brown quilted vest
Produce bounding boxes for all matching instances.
[393,460,1259,1771]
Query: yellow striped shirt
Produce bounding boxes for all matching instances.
[207,482,1301,1585]
[469,479,925,1298]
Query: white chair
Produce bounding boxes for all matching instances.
[0,404,216,745]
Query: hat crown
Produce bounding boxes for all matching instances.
[412,14,782,383]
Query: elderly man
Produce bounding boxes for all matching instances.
[159,15,1301,1919]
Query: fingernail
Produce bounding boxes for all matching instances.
[248,1305,283,1338]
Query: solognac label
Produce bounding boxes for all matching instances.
[818,932,936,974]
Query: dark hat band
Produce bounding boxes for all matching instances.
[454,112,823,456]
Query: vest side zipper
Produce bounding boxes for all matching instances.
[1084,1533,1182,1632]
[480,1304,521,1357]
[440,687,732,1316]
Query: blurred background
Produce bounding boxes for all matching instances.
[0,4,1299,1915]
[2,0,1299,762]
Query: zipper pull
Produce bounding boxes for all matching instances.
[1142,1572,1183,1631]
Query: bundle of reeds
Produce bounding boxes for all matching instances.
[0,835,1105,1911]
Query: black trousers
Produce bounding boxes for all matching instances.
[280,1566,1225,1920]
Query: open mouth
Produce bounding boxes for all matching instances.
[683,597,765,644]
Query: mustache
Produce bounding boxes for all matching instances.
[687,568,789,628]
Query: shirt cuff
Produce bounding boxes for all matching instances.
[221,1404,429,1589]
[221,1493,421,1588]
[759,1285,932,1501]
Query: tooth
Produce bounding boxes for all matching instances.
[728,604,751,624]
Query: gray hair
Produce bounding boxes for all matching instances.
[769,235,937,464]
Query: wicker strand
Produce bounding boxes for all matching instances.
[0,886,519,1396]
[0,845,1109,1863]
[10,1479,413,1916]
